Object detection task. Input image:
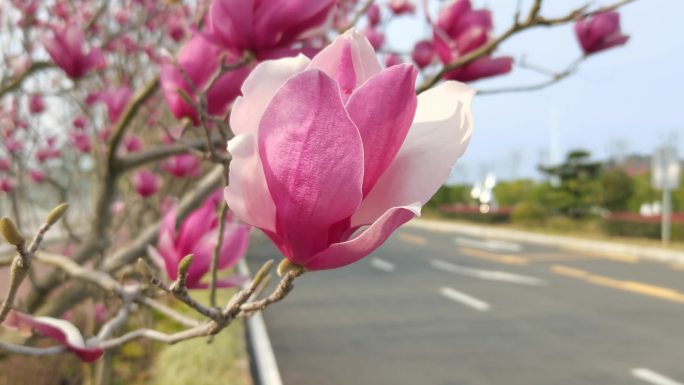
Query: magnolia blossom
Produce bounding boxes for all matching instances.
[42,25,105,78]
[575,12,629,55]
[0,178,15,193]
[161,154,201,178]
[69,131,92,153]
[363,28,385,50]
[225,30,473,270]
[3,310,103,362]
[149,193,250,289]
[0,157,10,172]
[434,0,512,82]
[132,169,160,198]
[205,0,335,59]
[367,4,381,27]
[28,94,45,115]
[389,0,415,15]
[412,40,435,68]
[36,146,62,163]
[100,86,132,123]
[28,169,46,183]
[123,135,143,153]
[160,35,251,123]
[385,53,403,67]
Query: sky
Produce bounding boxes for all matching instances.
[387,0,684,182]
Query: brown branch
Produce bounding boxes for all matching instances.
[0,61,53,98]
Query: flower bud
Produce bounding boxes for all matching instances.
[0,217,25,246]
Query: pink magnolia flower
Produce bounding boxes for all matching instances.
[69,131,92,153]
[123,135,143,153]
[436,0,492,40]
[385,53,403,67]
[363,28,385,50]
[100,86,132,123]
[0,157,10,172]
[0,178,15,193]
[225,30,473,270]
[162,154,201,178]
[36,147,62,163]
[149,193,250,289]
[433,0,512,82]
[367,4,381,27]
[29,169,46,183]
[205,0,335,59]
[5,138,22,154]
[42,25,106,78]
[73,115,88,130]
[29,94,45,115]
[575,12,629,55]
[412,40,435,68]
[3,310,103,362]
[160,35,251,123]
[131,169,160,198]
[389,0,415,15]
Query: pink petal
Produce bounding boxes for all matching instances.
[4,311,103,362]
[307,29,382,92]
[230,54,311,136]
[217,222,250,269]
[258,69,364,261]
[305,204,420,270]
[226,55,310,233]
[352,81,475,226]
[345,64,418,196]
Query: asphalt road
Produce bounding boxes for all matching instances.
[246,223,684,385]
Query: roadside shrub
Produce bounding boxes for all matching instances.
[511,201,547,226]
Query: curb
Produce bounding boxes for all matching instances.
[406,219,684,264]
[238,260,284,385]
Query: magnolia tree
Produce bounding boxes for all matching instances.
[0,0,634,381]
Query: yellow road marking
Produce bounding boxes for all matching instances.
[523,253,593,262]
[670,262,684,272]
[458,247,529,266]
[558,247,640,264]
[551,264,684,304]
[397,233,427,246]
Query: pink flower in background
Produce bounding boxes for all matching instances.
[69,131,92,153]
[385,53,402,67]
[412,40,435,68]
[205,0,335,59]
[42,25,106,78]
[5,138,22,154]
[436,0,492,41]
[28,94,45,114]
[160,35,251,123]
[162,154,201,178]
[150,193,250,289]
[73,115,88,130]
[132,170,160,198]
[0,178,15,193]
[3,310,103,362]
[100,86,132,123]
[36,147,62,163]
[363,28,385,50]
[123,135,143,153]
[575,12,629,55]
[367,4,381,27]
[29,169,46,183]
[389,0,415,15]
[433,0,512,82]
[225,30,473,270]
[0,158,10,172]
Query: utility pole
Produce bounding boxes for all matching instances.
[652,145,680,245]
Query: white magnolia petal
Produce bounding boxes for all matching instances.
[352,81,475,226]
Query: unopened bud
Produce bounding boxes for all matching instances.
[253,259,274,285]
[46,203,69,226]
[178,255,194,277]
[277,258,304,277]
[0,217,25,246]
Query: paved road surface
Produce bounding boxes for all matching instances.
[247,224,684,385]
